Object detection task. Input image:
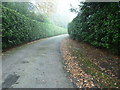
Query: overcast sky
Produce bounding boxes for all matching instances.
[55,0,80,22]
[30,0,81,22]
[29,0,82,28]
[51,0,80,28]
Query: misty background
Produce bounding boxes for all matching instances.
[29,0,81,28]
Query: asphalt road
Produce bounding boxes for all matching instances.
[2,34,73,88]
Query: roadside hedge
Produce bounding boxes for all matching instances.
[2,6,67,50]
[68,2,120,54]
[2,2,51,24]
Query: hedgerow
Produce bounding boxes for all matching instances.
[68,2,120,54]
[2,6,67,50]
[2,2,51,24]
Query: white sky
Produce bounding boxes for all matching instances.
[55,0,81,22]
[30,0,82,22]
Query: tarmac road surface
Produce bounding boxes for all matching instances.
[2,34,73,88]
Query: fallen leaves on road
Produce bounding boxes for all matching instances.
[60,37,120,88]
[61,38,99,88]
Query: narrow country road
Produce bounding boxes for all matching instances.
[2,34,73,88]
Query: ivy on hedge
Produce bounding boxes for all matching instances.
[2,6,67,50]
[68,2,120,54]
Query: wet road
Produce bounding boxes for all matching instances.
[2,34,73,88]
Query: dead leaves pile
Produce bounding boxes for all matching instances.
[68,38,120,80]
[60,38,99,88]
[61,37,120,88]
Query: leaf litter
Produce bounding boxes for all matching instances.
[60,37,120,88]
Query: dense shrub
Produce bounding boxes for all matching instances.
[2,2,50,24]
[2,6,67,50]
[68,2,120,54]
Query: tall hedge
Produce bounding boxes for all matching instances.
[2,6,67,50]
[68,2,120,54]
[2,2,51,24]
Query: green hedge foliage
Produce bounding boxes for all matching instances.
[2,2,51,24]
[2,6,67,50]
[68,2,120,54]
